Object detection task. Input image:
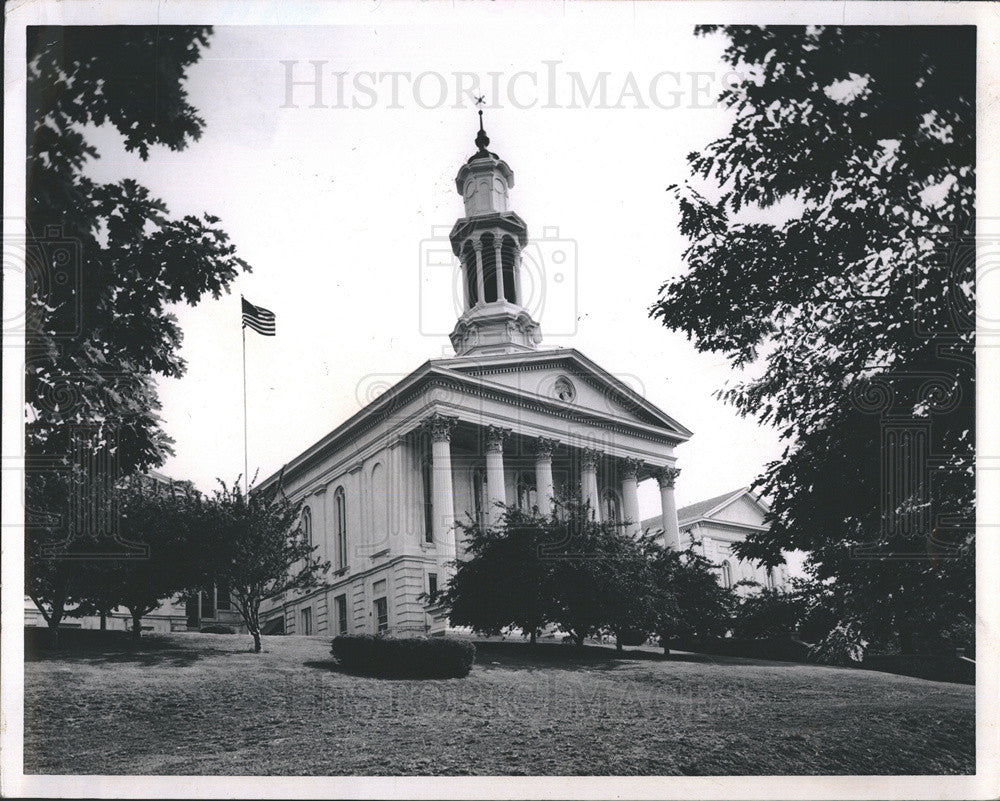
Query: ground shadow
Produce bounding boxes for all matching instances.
[25,630,249,668]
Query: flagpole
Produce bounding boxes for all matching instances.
[242,301,249,496]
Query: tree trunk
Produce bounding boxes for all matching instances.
[529,630,536,645]
[251,629,262,653]
[100,611,107,630]
[47,613,62,649]
[616,635,623,652]
[575,632,586,647]
[131,611,143,641]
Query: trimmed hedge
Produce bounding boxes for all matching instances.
[331,634,476,678]
[200,624,236,634]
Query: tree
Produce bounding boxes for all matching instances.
[442,501,661,648]
[730,586,805,640]
[651,26,974,649]
[79,479,207,640]
[544,501,654,647]
[25,26,250,624]
[443,506,554,643]
[650,544,735,652]
[204,478,330,652]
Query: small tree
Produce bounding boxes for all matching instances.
[545,500,654,647]
[651,545,735,652]
[443,505,554,643]
[730,586,806,640]
[205,477,330,652]
[88,481,207,640]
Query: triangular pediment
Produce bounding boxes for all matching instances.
[710,493,768,527]
[432,348,691,441]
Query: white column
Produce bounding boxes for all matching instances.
[473,241,486,307]
[513,250,524,307]
[656,466,682,550]
[621,458,641,536]
[581,448,601,521]
[534,437,557,516]
[427,415,457,571]
[494,242,505,301]
[485,425,509,527]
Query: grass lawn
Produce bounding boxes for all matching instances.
[23,631,974,775]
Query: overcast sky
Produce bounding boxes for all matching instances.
[82,23,785,522]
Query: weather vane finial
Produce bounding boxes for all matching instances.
[474,96,490,152]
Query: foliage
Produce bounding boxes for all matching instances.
[77,478,208,639]
[26,26,250,473]
[808,620,869,666]
[650,544,735,645]
[25,26,250,629]
[443,506,554,642]
[730,587,806,640]
[544,501,659,646]
[331,634,476,679]
[443,501,735,649]
[202,477,330,652]
[200,624,236,634]
[651,25,975,646]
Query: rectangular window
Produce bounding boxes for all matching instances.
[300,607,312,636]
[185,595,199,628]
[216,580,231,611]
[428,573,438,597]
[335,594,348,635]
[200,588,215,619]
[374,597,388,634]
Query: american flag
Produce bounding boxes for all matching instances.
[242,297,276,336]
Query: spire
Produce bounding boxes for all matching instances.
[475,109,490,152]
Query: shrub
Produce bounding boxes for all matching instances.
[331,634,476,678]
[808,620,868,666]
[200,624,235,634]
[731,588,805,640]
[615,628,650,647]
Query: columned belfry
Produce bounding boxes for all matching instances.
[449,111,542,356]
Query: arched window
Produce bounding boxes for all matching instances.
[334,487,347,570]
[301,506,312,547]
[472,468,487,527]
[516,471,537,513]
[602,490,622,526]
[720,560,733,589]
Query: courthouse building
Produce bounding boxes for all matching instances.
[258,117,697,637]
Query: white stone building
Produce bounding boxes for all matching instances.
[257,116,693,637]
[642,487,789,595]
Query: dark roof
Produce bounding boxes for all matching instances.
[640,488,746,531]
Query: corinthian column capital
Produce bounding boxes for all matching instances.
[425,413,458,443]
[484,425,511,454]
[533,437,558,460]
[654,465,681,489]
[621,457,642,481]
[581,448,601,471]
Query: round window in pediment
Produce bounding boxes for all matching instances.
[553,376,576,403]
